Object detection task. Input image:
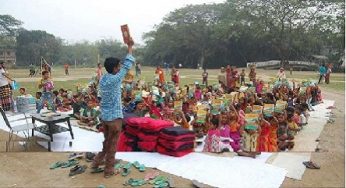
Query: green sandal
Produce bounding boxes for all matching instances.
[122,163,132,177]
[154,182,169,188]
[124,178,146,187]
[138,164,145,172]
[149,176,167,185]
[50,161,65,169]
[132,161,140,168]
[61,159,79,168]
[114,163,123,170]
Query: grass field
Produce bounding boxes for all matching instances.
[7,67,345,96]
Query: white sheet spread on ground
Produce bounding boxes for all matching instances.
[0,99,335,187]
[271,152,311,180]
[116,152,287,188]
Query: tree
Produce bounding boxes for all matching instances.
[0,15,22,36]
[0,15,23,48]
[143,4,225,68]
[16,29,62,66]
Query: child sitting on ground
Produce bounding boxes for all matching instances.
[276,111,294,151]
[71,92,85,119]
[218,111,233,152]
[203,118,222,153]
[19,87,32,97]
[257,114,271,152]
[173,109,191,130]
[52,90,63,110]
[287,114,301,137]
[78,99,100,127]
[228,104,241,152]
[237,118,261,158]
[35,91,42,112]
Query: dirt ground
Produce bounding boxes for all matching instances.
[0,88,344,187]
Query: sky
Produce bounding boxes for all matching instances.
[0,0,225,44]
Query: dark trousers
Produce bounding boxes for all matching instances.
[318,75,324,84]
[92,119,122,175]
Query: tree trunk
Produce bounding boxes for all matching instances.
[200,50,205,69]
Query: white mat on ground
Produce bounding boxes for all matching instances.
[0,113,104,152]
[270,153,311,180]
[117,152,287,188]
[292,99,334,152]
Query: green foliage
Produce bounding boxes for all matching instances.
[143,0,345,68]
[16,29,62,66]
[0,15,22,36]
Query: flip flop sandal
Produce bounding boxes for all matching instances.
[70,165,82,173]
[303,161,320,169]
[149,176,166,185]
[122,168,131,177]
[50,161,65,169]
[97,185,106,188]
[154,182,169,188]
[114,163,123,170]
[138,164,146,172]
[132,161,141,169]
[69,165,87,176]
[309,161,320,169]
[91,167,104,174]
[123,162,132,170]
[62,159,79,168]
[130,179,146,187]
[85,152,96,162]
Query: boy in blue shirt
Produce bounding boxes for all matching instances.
[91,38,135,178]
[318,64,326,84]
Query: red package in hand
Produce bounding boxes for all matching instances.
[121,24,131,45]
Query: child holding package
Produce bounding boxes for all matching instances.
[37,71,55,113]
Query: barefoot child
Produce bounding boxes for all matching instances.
[37,70,55,113]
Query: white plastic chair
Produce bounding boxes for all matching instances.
[0,106,36,152]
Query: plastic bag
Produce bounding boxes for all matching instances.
[11,81,19,90]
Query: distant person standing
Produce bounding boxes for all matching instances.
[277,67,286,81]
[202,68,208,86]
[290,66,293,75]
[155,65,165,85]
[318,64,326,84]
[135,62,141,78]
[218,67,226,87]
[325,64,332,84]
[96,63,103,84]
[64,63,69,75]
[164,62,169,75]
[29,64,35,77]
[249,66,256,86]
[172,67,180,85]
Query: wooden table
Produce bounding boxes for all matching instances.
[31,114,74,143]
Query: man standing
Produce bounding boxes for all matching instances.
[91,39,135,178]
[64,63,69,75]
[164,62,169,75]
[318,64,326,84]
[202,68,208,86]
[135,62,141,78]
